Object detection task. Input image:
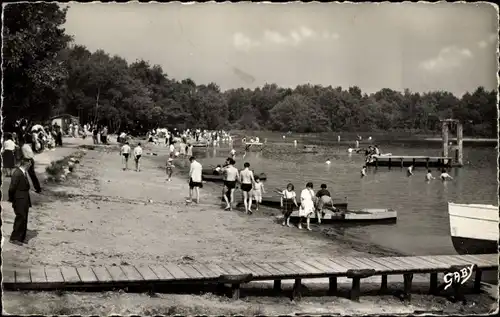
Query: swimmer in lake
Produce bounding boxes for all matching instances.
[361,166,367,177]
[230,148,236,159]
[407,165,414,177]
[440,169,453,181]
[425,170,435,181]
[326,159,331,165]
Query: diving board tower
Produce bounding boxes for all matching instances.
[441,119,463,167]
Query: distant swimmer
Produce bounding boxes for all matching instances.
[440,169,453,181]
[425,170,435,181]
[337,135,341,142]
[407,165,414,177]
[361,166,367,177]
[355,140,360,148]
[347,148,353,153]
[230,148,236,159]
[368,136,372,140]
[294,140,297,147]
[326,159,331,165]
[283,135,286,139]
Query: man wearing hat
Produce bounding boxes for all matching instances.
[8,157,35,245]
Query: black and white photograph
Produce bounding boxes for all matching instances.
[1,1,498,315]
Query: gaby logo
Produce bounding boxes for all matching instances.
[443,264,475,290]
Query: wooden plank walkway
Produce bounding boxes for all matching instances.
[2,254,497,301]
[367,155,453,168]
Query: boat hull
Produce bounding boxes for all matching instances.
[235,194,348,210]
[448,202,499,255]
[289,208,397,223]
[202,169,267,182]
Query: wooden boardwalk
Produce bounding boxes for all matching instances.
[367,155,453,168]
[2,254,497,301]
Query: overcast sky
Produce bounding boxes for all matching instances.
[63,2,498,96]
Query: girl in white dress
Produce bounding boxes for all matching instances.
[298,182,316,230]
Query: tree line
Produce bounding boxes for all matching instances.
[3,3,498,137]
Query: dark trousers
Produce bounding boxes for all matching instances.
[28,159,41,192]
[101,135,107,144]
[11,198,30,242]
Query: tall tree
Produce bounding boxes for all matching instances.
[3,3,72,124]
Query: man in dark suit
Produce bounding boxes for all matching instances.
[8,157,35,245]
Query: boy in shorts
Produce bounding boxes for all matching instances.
[252,176,265,211]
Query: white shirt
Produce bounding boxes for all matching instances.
[3,139,16,151]
[282,189,296,199]
[121,144,131,154]
[169,144,175,152]
[133,146,143,156]
[230,149,236,155]
[426,173,434,181]
[189,160,203,183]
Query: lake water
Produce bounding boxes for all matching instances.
[159,132,498,257]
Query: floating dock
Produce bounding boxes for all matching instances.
[3,254,496,302]
[367,155,453,168]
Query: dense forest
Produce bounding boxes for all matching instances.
[3,3,498,136]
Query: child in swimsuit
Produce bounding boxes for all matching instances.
[253,176,265,211]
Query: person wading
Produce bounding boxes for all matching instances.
[187,156,203,204]
[239,162,255,214]
[8,156,36,245]
[223,158,239,211]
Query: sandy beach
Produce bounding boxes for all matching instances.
[1,138,497,315]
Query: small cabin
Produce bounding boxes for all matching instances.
[50,114,79,133]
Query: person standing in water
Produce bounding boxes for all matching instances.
[407,165,414,177]
[133,143,143,172]
[440,169,453,181]
[239,162,255,214]
[187,156,203,204]
[253,176,265,211]
[120,142,131,170]
[361,166,367,177]
[425,170,435,181]
[223,158,239,211]
[230,148,236,159]
[281,183,298,227]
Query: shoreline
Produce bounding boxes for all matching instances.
[1,137,497,315]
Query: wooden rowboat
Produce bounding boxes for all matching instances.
[235,194,348,210]
[202,169,267,182]
[289,208,397,223]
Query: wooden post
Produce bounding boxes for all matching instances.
[273,280,281,292]
[400,158,404,168]
[375,157,378,168]
[474,269,482,293]
[292,279,302,300]
[426,158,430,169]
[403,273,413,301]
[328,277,337,294]
[429,273,438,295]
[350,277,361,301]
[231,283,240,300]
[442,121,449,158]
[380,275,388,293]
[456,122,463,166]
[412,158,416,166]
[388,158,392,169]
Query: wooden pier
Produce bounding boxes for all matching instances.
[367,155,453,168]
[2,254,497,301]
